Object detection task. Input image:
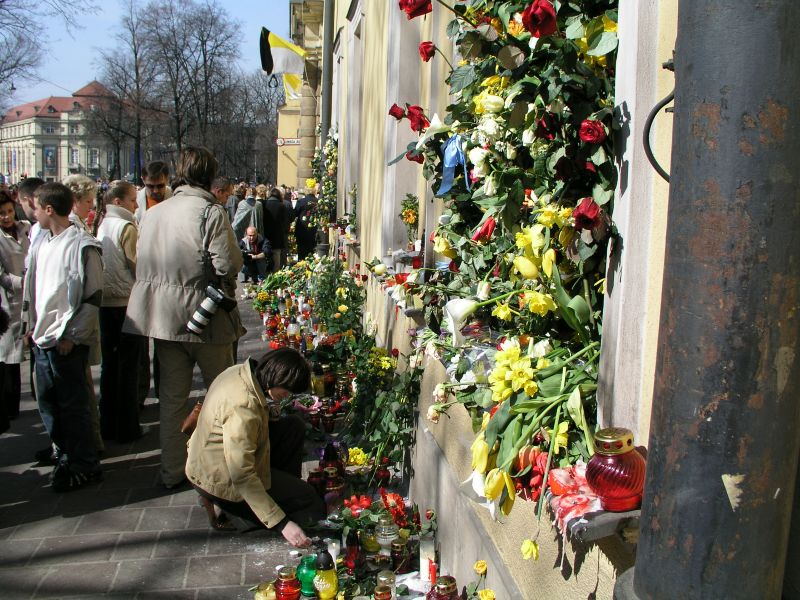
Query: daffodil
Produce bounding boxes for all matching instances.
[509,358,535,392]
[473,560,487,576]
[524,380,539,397]
[521,539,540,561]
[537,204,559,227]
[535,357,551,370]
[524,291,557,316]
[495,338,521,366]
[335,287,347,298]
[515,224,546,256]
[491,303,513,321]
[548,421,570,454]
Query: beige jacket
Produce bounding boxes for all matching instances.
[185,361,286,528]
[123,185,244,343]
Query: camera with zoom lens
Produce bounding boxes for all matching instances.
[186,285,237,335]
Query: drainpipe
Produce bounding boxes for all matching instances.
[319,0,334,150]
[615,1,800,599]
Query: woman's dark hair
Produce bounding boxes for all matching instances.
[255,347,311,393]
[0,189,14,209]
[173,146,218,190]
[268,187,283,201]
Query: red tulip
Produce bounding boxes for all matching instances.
[572,197,602,231]
[471,216,496,242]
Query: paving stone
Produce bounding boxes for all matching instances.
[111,532,158,561]
[138,591,198,600]
[196,586,252,600]
[34,561,118,597]
[0,537,42,566]
[109,558,188,593]
[58,489,130,516]
[169,490,200,507]
[186,554,244,588]
[30,533,119,567]
[11,514,83,539]
[0,566,51,600]
[153,529,209,558]
[186,506,210,530]
[100,467,159,490]
[137,507,190,532]
[125,488,174,509]
[75,509,143,535]
[243,549,287,586]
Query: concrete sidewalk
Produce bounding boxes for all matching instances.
[0,292,293,599]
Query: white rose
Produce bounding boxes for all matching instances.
[481,174,498,197]
[432,383,448,403]
[505,144,517,160]
[426,405,441,424]
[468,146,490,167]
[478,115,501,138]
[532,338,553,358]
[522,128,536,146]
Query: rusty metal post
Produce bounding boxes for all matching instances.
[615,1,800,599]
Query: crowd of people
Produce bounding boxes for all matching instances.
[0,147,323,547]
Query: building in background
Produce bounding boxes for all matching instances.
[0,81,134,184]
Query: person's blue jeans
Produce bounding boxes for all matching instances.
[33,343,99,473]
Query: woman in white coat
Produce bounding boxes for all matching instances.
[0,190,30,425]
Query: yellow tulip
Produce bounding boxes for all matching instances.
[513,256,539,280]
[471,435,490,474]
[478,590,496,600]
[542,248,556,278]
[484,468,504,500]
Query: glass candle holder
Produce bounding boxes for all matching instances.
[274,566,301,600]
[586,427,647,512]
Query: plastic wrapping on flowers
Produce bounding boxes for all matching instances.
[390,0,618,517]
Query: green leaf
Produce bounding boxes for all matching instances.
[458,32,483,60]
[591,183,614,206]
[587,31,618,56]
[508,101,528,128]
[498,45,526,70]
[567,294,591,324]
[565,17,585,40]
[497,414,522,471]
[566,386,595,455]
[446,18,461,38]
[476,23,499,42]
[387,141,417,167]
[473,388,495,409]
[591,144,608,165]
[448,65,478,94]
[484,399,512,450]
[498,4,516,28]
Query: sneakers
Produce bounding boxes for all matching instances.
[50,463,103,493]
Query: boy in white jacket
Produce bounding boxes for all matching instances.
[23,182,104,492]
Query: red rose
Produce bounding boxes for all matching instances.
[399,0,432,19]
[405,151,424,164]
[448,260,459,273]
[471,216,496,242]
[391,348,400,357]
[579,119,606,144]
[389,103,406,120]
[572,197,602,231]
[419,41,436,62]
[522,0,557,37]
[406,105,430,132]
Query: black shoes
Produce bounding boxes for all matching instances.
[50,463,103,493]
[35,445,59,466]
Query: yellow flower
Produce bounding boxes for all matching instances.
[548,421,570,454]
[603,15,618,32]
[433,236,457,259]
[494,339,521,367]
[335,287,347,298]
[558,226,575,248]
[595,277,607,295]
[524,380,539,397]
[338,304,349,313]
[537,204,559,227]
[473,560,487,576]
[542,248,556,278]
[515,224,546,256]
[348,447,368,466]
[491,303,513,322]
[535,357,551,370]
[509,358,534,392]
[507,19,525,37]
[521,539,540,561]
[524,291,557,317]
[478,590,496,600]
[485,468,516,515]
[558,206,573,224]
[473,90,504,115]
[471,435,490,474]
[513,256,539,280]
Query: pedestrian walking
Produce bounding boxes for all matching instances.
[262,187,290,272]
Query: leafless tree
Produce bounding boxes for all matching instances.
[0,0,99,106]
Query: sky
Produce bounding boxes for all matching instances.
[11,0,291,105]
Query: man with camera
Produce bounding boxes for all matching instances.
[124,147,244,489]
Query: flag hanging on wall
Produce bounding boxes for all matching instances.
[260,28,305,99]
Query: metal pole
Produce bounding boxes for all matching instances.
[319,0,334,148]
[615,1,800,598]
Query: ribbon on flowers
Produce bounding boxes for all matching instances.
[436,134,470,196]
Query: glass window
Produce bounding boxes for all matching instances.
[70,148,80,165]
[89,148,99,167]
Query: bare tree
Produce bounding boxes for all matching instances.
[0,0,99,105]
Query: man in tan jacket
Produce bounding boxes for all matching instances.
[186,348,323,547]
[124,147,244,488]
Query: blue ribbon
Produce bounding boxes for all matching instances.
[436,134,470,196]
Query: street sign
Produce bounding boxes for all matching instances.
[276,137,301,146]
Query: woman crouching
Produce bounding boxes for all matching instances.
[186,348,323,547]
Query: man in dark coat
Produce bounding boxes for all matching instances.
[294,186,318,260]
[262,187,290,272]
